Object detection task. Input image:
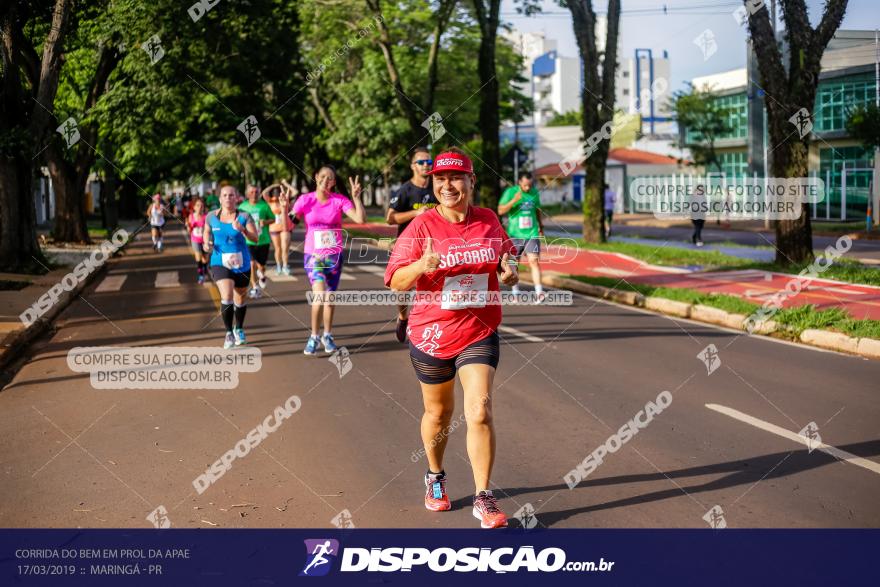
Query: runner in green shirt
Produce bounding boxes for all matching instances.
[238,186,275,298]
[497,173,545,303]
[205,191,220,212]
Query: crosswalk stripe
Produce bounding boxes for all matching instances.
[155,271,180,288]
[95,275,127,292]
[267,272,298,282]
[340,273,356,281]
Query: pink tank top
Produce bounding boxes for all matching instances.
[189,213,206,243]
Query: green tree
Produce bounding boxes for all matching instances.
[671,84,733,174]
[846,103,880,150]
[547,110,581,127]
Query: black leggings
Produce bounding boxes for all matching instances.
[409,332,500,384]
[692,219,705,242]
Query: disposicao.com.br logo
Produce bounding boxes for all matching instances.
[300,541,614,575]
[300,539,340,577]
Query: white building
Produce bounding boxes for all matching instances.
[616,49,673,135]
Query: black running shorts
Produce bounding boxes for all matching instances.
[247,243,270,266]
[408,332,500,384]
[209,266,250,288]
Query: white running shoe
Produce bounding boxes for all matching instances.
[223,332,235,349]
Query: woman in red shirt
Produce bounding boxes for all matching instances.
[384,148,518,529]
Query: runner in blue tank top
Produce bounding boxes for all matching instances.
[202,184,259,349]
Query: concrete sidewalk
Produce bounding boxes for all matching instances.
[0,220,144,376]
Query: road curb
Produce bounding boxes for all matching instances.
[645,297,691,318]
[0,232,133,375]
[522,273,879,361]
[799,329,860,354]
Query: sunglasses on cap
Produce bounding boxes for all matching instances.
[413,159,433,166]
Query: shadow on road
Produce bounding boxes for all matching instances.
[451,440,880,526]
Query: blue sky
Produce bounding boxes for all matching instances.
[502,0,880,92]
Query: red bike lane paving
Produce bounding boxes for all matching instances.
[351,223,880,321]
[537,245,880,321]
[632,270,880,321]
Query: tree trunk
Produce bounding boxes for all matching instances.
[45,143,91,243]
[0,0,72,271]
[424,0,458,115]
[747,0,848,265]
[0,155,45,272]
[568,0,621,243]
[46,43,118,244]
[472,0,502,210]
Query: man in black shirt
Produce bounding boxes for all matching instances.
[386,147,437,342]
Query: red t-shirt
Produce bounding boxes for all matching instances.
[384,206,515,359]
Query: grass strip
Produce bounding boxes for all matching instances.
[567,275,879,340]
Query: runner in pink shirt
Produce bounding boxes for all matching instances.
[292,165,365,355]
[384,148,518,529]
[186,197,208,284]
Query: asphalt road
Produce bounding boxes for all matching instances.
[1,221,878,529]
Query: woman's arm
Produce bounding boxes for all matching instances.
[389,237,439,291]
[390,257,428,291]
[242,216,259,243]
[202,213,215,253]
[343,176,366,223]
[261,183,280,203]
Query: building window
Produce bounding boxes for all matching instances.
[819,146,874,219]
[813,73,875,133]
[623,89,629,96]
[685,92,748,143]
[717,151,748,179]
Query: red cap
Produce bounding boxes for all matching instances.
[428,151,473,175]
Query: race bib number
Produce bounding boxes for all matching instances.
[313,230,338,249]
[518,216,533,230]
[274,214,283,225]
[221,252,243,270]
[192,226,203,238]
[441,273,489,310]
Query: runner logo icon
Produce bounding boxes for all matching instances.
[300,539,339,577]
[458,275,474,287]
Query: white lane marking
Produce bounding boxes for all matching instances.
[815,286,866,295]
[95,275,127,292]
[356,265,387,275]
[705,403,880,476]
[109,263,193,274]
[498,325,544,343]
[593,267,636,278]
[340,273,356,281]
[154,271,180,288]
